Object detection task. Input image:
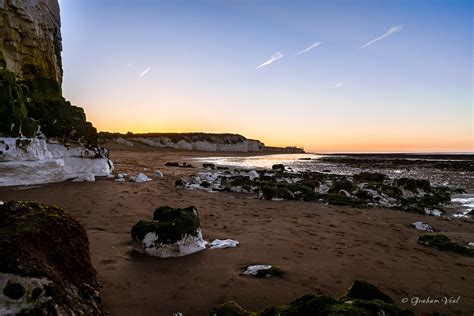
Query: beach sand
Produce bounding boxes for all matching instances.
[1,145,473,315]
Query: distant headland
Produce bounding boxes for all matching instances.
[98,131,305,153]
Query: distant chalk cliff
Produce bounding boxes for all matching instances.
[99,132,305,153]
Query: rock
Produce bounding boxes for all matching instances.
[243,265,284,278]
[209,239,239,249]
[261,185,295,200]
[210,301,250,316]
[424,208,443,217]
[131,206,206,257]
[271,164,285,171]
[129,173,151,182]
[353,172,388,183]
[467,242,474,249]
[344,279,394,304]
[339,189,351,197]
[114,138,134,146]
[210,280,413,316]
[0,201,102,315]
[328,178,354,194]
[410,222,433,232]
[396,178,431,192]
[155,169,164,177]
[417,234,474,257]
[0,137,112,186]
[247,170,259,180]
[165,162,194,168]
[72,173,95,182]
[203,163,215,169]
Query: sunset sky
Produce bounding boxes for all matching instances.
[60,0,472,153]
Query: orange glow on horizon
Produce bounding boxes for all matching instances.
[95,118,473,154]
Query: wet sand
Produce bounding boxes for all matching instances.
[1,145,473,315]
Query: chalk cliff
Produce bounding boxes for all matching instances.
[99,132,304,153]
[0,0,112,186]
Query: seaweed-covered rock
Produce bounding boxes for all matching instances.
[131,206,206,258]
[328,178,355,195]
[0,201,102,315]
[344,280,393,303]
[243,265,284,278]
[210,280,413,316]
[396,178,431,193]
[353,172,388,183]
[210,301,250,316]
[272,164,285,171]
[417,234,474,257]
[261,185,295,200]
[176,168,461,214]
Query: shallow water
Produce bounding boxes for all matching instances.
[195,154,474,214]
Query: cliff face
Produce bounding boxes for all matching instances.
[0,0,97,144]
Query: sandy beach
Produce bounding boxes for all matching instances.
[1,145,473,315]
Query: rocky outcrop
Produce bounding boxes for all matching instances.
[131,206,206,257]
[177,169,461,214]
[0,0,112,186]
[210,280,413,316]
[0,201,102,315]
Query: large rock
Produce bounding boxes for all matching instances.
[0,137,112,186]
[131,206,206,258]
[0,201,102,315]
[210,280,413,316]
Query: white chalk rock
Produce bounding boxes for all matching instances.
[424,208,443,217]
[131,206,206,257]
[339,189,351,197]
[114,138,134,146]
[0,137,113,187]
[247,170,259,180]
[155,170,164,177]
[72,173,95,182]
[411,221,434,232]
[135,230,207,258]
[243,265,272,276]
[130,173,151,183]
[209,239,240,249]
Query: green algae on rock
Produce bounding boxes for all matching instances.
[210,280,413,316]
[131,206,206,258]
[0,201,102,315]
[417,234,474,257]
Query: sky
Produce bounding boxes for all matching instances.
[59,0,473,153]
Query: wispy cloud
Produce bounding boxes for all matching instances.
[139,67,151,77]
[361,25,403,48]
[296,42,321,56]
[257,51,284,69]
[335,81,344,87]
